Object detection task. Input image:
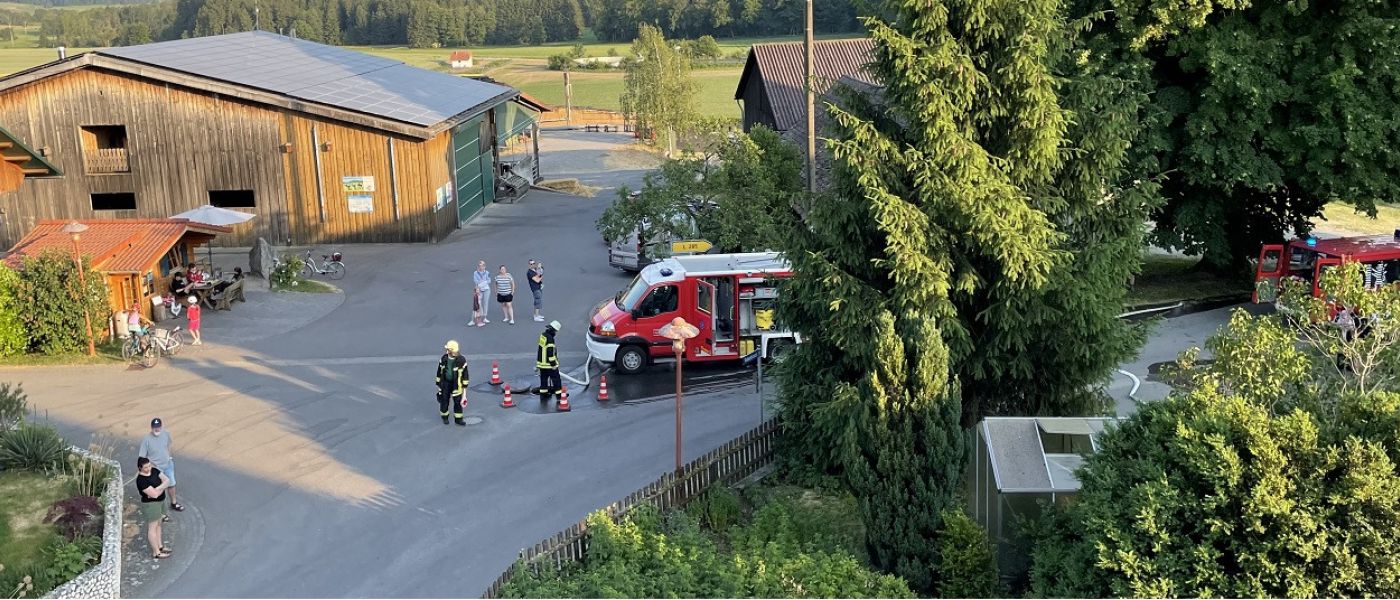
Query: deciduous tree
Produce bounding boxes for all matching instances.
[620,24,696,157]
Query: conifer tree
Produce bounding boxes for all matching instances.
[776,0,1079,591]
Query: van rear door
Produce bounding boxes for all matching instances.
[1254,244,1285,303]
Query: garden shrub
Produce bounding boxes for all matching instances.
[688,487,741,534]
[63,453,112,499]
[0,423,67,473]
[0,383,26,432]
[501,489,912,598]
[36,535,99,592]
[44,496,102,540]
[935,507,1001,598]
[15,250,109,355]
[270,254,305,290]
[0,265,26,357]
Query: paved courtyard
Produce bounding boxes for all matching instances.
[1,131,764,598]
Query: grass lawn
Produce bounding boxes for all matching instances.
[0,340,125,367]
[498,62,744,117]
[0,471,68,574]
[1128,253,1251,306]
[278,279,338,293]
[1318,202,1400,236]
[0,46,89,75]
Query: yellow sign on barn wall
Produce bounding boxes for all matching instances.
[671,240,713,254]
[342,176,376,193]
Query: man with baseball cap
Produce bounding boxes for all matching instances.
[435,340,469,426]
[138,417,184,513]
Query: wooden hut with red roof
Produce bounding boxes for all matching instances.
[3,218,229,319]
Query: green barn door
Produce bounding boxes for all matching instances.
[452,117,487,224]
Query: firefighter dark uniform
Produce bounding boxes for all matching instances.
[537,321,561,399]
[436,340,469,425]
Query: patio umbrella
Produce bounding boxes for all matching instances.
[170,205,257,267]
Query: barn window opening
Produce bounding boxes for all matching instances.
[90,192,136,211]
[80,125,129,174]
[209,189,256,208]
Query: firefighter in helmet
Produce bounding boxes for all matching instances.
[536,321,561,400]
[436,340,469,425]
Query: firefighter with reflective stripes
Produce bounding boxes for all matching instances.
[536,321,561,400]
[436,340,469,425]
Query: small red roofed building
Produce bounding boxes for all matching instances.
[450,50,474,69]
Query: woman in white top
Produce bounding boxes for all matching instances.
[494,265,516,324]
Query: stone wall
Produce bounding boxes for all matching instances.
[44,447,123,599]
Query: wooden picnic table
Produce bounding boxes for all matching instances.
[186,282,217,310]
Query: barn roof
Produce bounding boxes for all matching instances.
[450,50,474,61]
[734,38,876,132]
[4,219,230,273]
[0,32,524,139]
[100,32,511,128]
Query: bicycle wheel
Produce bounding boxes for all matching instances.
[140,345,158,368]
[326,261,346,280]
[121,339,135,362]
[165,338,183,357]
[302,261,315,279]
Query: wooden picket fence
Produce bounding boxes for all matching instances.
[481,418,781,598]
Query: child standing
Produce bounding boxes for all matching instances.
[186,296,202,345]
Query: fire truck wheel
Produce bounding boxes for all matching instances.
[616,345,647,374]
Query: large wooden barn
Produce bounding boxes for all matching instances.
[0,31,546,247]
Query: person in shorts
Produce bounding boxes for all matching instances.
[139,417,184,513]
[135,457,172,559]
[527,260,544,322]
[186,296,202,345]
[494,265,516,324]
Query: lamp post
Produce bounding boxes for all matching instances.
[659,316,699,472]
[60,221,95,357]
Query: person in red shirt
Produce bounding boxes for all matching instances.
[186,295,202,345]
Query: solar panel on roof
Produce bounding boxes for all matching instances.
[99,31,514,127]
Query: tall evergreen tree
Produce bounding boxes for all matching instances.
[775,0,1075,591]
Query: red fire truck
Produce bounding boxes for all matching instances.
[587,252,802,374]
[1254,233,1400,303]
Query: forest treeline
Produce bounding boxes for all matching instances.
[6,0,862,49]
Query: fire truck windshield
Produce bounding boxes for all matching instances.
[617,274,651,311]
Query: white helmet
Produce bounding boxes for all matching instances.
[187,296,197,304]
[548,320,562,331]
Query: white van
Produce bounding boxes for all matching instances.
[608,213,701,272]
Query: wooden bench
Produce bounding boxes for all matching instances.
[210,279,246,311]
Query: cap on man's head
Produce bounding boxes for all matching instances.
[150,417,162,429]
[444,340,459,353]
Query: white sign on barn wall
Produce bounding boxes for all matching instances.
[348,194,374,213]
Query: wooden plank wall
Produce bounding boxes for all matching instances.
[278,114,447,245]
[0,67,464,248]
[0,69,289,248]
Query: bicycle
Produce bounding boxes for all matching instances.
[302,250,346,280]
[122,327,183,368]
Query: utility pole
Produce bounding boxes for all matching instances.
[804,0,816,193]
[254,5,260,31]
[563,70,573,127]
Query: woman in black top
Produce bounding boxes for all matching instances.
[135,457,172,559]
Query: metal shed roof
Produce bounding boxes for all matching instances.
[99,31,515,128]
[979,417,1118,493]
[733,38,876,132]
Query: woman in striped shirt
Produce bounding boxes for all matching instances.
[494,265,517,324]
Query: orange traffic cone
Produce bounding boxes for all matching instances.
[490,361,502,385]
[597,374,609,401]
[557,385,571,412]
[500,384,515,408]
